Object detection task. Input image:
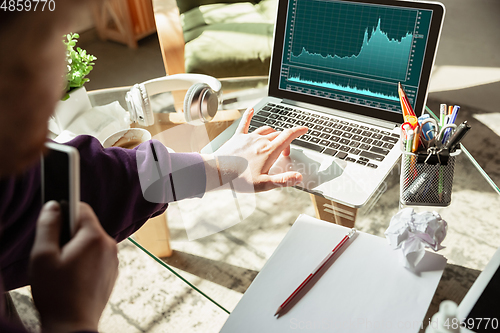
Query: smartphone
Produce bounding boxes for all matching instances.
[41,142,80,246]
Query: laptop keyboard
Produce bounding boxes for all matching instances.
[248,103,400,168]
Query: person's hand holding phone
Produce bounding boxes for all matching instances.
[30,201,119,333]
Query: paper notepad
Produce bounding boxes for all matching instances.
[220,215,446,333]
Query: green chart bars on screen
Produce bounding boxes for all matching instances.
[290,18,413,81]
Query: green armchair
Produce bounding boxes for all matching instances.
[179,0,276,77]
[153,0,276,78]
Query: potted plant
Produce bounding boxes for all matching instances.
[51,33,97,135]
[62,32,97,100]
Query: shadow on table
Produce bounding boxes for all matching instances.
[420,263,481,332]
[160,251,258,294]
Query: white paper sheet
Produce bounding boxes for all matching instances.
[220,214,446,333]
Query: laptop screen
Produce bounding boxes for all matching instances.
[269,0,444,124]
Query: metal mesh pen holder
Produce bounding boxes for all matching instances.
[400,148,461,207]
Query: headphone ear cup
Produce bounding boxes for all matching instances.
[183,84,199,123]
[126,84,155,126]
[138,84,155,126]
[184,83,219,124]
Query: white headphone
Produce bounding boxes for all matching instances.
[126,74,222,126]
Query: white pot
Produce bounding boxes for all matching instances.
[49,86,92,136]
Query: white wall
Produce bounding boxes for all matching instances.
[71,2,95,33]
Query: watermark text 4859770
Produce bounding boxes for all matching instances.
[1,0,55,11]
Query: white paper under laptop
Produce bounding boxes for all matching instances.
[220,214,447,333]
[203,0,445,207]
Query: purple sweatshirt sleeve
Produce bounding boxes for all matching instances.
[0,135,206,332]
[0,320,29,333]
[71,136,206,242]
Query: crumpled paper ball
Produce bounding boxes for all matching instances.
[385,208,447,269]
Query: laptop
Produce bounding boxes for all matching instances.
[205,0,445,207]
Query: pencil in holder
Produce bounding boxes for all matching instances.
[400,148,461,207]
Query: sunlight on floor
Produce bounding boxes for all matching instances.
[429,65,500,93]
[473,113,500,138]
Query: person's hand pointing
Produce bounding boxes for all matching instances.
[209,107,308,192]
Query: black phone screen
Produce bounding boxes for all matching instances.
[42,148,71,246]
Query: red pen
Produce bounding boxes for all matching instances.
[274,228,357,317]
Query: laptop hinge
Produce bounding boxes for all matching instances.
[281,99,399,130]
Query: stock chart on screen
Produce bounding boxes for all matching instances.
[279,0,433,114]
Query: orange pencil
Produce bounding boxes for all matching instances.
[448,105,453,115]
[398,83,416,118]
[398,83,410,118]
[401,91,414,117]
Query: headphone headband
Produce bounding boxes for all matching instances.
[126,74,223,126]
[141,74,222,97]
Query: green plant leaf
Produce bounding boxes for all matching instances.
[61,32,96,100]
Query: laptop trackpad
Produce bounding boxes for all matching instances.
[269,148,345,190]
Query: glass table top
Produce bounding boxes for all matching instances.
[88,78,500,329]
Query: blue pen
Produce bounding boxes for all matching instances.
[418,114,436,140]
[442,105,460,144]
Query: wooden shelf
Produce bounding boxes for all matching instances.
[90,0,156,49]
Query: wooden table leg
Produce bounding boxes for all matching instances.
[310,194,357,228]
[133,212,173,257]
